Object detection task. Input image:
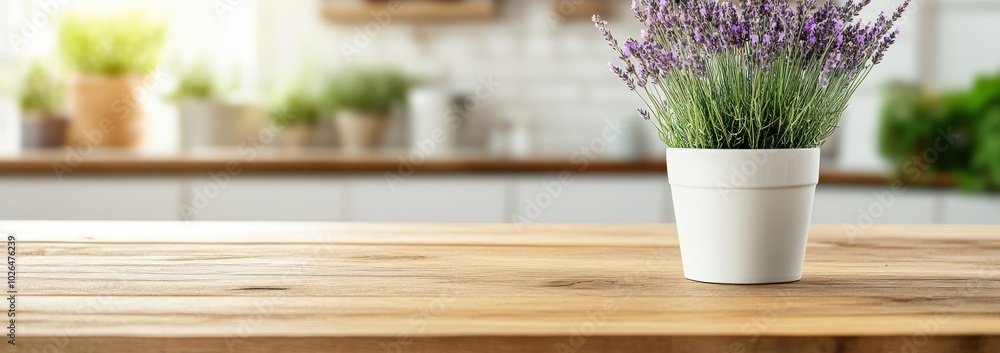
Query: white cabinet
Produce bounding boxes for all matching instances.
[183,176,348,221]
[0,176,183,220]
[1,174,995,224]
[347,175,508,222]
[812,185,942,224]
[511,175,671,224]
[943,194,1000,225]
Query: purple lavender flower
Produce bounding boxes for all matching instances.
[638,108,651,121]
[594,0,911,89]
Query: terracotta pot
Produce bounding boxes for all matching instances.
[67,74,147,148]
[335,110,388,150]
[21,113,69,148]
[279,124,316,148]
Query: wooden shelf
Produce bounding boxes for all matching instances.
[323,0,496,22]
[0,149,956,187]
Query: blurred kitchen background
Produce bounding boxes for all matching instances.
[0,0,997,224]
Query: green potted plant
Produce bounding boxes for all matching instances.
[595,0,910,284]
[171,61,259,148]
[58,13,165,148]
[270,84,322,148]
[18,61,68,148]
[879,75,1000,192]
[323,67,411,150]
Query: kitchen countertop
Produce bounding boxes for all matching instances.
[8,222,999,353]
[0,149,953,186]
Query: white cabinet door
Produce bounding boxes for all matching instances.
[184,176,348,221]
[511,175,671,224]
[943,194,1000,225]
[0,176,183,220]
[348,175,508,223]
[812,185,941,224]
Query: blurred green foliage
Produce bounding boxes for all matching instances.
[58,13,166,75]
[879,74,1000,192]
[322,67,412,117]
[271,85,322,128]
[170,62,219,101]
[18,61,64,115]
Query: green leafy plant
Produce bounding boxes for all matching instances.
[58,13,166,75]
[18,61,64,116]
[170,62,219,101]
[879,74,1000,192]
[323,67,412,117]
[271,86,322,127]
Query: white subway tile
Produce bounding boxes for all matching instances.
[525,83,584,101]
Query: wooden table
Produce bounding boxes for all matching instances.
[6,222,999,353]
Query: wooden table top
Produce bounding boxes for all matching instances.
[6,222,998,353]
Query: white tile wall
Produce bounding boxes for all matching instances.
[936,5,1000,89]
[837,93,888,171]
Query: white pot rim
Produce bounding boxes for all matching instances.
[666,147,820,152]
[666,148,821,189]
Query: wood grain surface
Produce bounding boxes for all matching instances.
[3,222,998,353]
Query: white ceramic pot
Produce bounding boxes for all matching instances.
[408,87,454,154]
[179,101,263,148]
[666,148,820,284]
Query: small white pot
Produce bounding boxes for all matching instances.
[667,148,820,284]
[179,101,263,148]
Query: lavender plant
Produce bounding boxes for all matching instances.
[595,0,911,149]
